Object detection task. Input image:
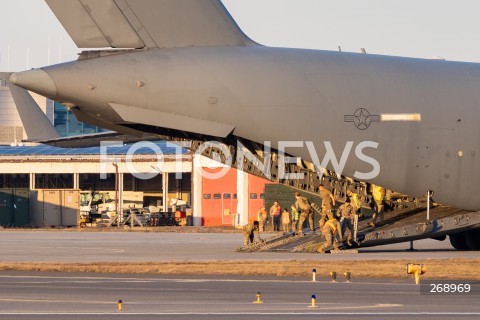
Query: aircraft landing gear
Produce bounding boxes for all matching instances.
[449,230,480,250]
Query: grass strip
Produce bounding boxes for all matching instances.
[0,259,478,279]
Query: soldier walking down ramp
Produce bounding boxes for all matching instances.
[295,192,314,236]
[346,189,361,213]
[337,198,357,246]
[319,184,336,228]
[243,221,263,246]
[370,185,386,227]
[318,217,343,253]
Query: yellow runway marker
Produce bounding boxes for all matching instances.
[252,292,263,304]
[406,263,427,285]
[330,271,337,282]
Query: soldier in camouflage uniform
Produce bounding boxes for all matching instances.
[346,189,361,213]
[290,204,299,232]
[370,185,386,227]
[318,217,343,253]
[243,221,263,246]
[294,192,314,236]
[337,198,356,246]
[319,184,336,228]
[257,206,267,231]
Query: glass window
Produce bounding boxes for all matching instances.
[91,192,104,206]
[260,193,265,199]
[0,174,29,188]
[54,102,109,137]
[233,194,237,200]
[80,192,91,206]
[250,193,258,199]
[168,173,192,192]
[223,193,231,199]
[104,193,113,203]
[203,194,211,200]
[79,173,115,191]
[35,174,74,189]
[213,193,221,199]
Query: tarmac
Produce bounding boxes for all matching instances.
[0,231,478,263]
[0,231,479,319]
[0,272,478,319]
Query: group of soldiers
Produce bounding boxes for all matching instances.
[296,186,359,253]
[243,184,387,252]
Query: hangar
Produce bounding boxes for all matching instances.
[0,142,270,228]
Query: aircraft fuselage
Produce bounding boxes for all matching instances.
[11,46,480,210]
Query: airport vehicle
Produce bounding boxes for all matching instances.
[80,191,115,224]
[79,190,144,225]
[8,0,480,249]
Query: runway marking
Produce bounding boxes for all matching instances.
[0,274,414,286]
[300,303,404,310]
[0,284,212,292]
[0,298,400,308]
[0,298,118,305]
[0,246,128,254]
[0,312,478,316]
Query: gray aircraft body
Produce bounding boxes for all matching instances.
[8,0,480,248]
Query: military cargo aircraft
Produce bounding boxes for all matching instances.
[8,0,480,250]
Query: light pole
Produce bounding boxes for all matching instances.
[104,158,122,228]
[113,162,119,227]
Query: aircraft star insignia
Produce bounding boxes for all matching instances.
[344,108,381,130]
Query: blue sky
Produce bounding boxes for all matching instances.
[1,0,480,71]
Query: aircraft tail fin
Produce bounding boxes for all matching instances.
[3,73,60,141]
[45,0,256,49]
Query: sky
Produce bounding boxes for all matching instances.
[1,0,480,72]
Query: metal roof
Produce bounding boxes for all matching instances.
[0,140,187,156]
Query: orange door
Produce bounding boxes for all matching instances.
[201,168,236,226]
[221,193,233,225]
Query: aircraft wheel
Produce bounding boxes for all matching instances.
[464,229,480,250]
[431,235,446,241]
[449,233,470,251]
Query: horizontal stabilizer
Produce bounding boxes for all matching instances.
[45,0,256,49]
[4,73,60,141]
[27,131,159,148]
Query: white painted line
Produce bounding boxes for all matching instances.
[0,275,414,286]
[0,298,114,305]
[0,312,478,316]
[381,113,422,122]
[0,300,399,308]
